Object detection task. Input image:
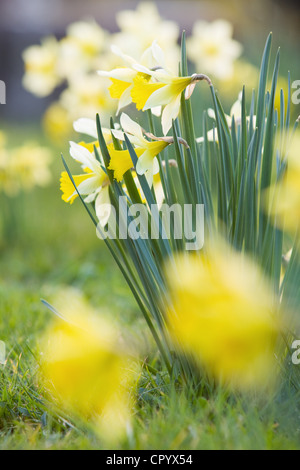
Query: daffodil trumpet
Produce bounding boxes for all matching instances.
[107,113,188,182]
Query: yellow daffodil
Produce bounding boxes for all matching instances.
[22,37,61,97]
[266,131,300,235]
[131,67,211,135]
[98,41,166,115]
[166,243,280,390]
[41,301,133,439]
[187,19,243,81]
[60,141,110,226]
[108,113,169,181]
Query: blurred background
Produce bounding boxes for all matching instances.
[0,0,299,121]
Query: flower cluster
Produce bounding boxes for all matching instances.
[0,132,52,197]
[22,2,243,142]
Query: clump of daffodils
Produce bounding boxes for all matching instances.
[166,243,280,390]
[54,18,297,406]
[60,111,183,224]
[41,290,135,438]
[0,134,52,197]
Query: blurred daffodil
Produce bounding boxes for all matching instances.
[0,140,52,196]
[60,141,111,226]
[166,243,280,390]
[187,19,242,81]
[112,2,179,70]
[266,131,300,236]
[22,37,61,97]
[60,74,115,122]
[41,303,133,439]
[43,102,74,144]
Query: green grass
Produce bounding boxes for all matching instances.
[1,112,300,450]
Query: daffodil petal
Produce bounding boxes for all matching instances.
[95,186,111,227]
[120,113,144,141]
[73,118,98,139]
[69,141,96,169]
[161,95,182,135]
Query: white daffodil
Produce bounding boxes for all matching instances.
[60,142,111,227]
[187,19,243,81]
[22,37,61,97]
[108,113,170,182]
[98,41,166,115]
[112,2,180,71]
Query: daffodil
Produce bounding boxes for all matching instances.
[131,67,211,135]
[60,141,111,226]
[266,130,300,235]
[57,21,109,79]
[41,299,133,438]
[98,41,166,115]
[166,242,280,390]
[60,74,115,122]
[187,19,243,81]
[43,102,73,144]
[22,37,61,97]
[112,2,180,70]
[108,113,170,181]
[0,141,52,196]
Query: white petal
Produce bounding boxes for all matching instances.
[143,85,172,110]
[97,68,136,82]
[154,181,165,209]
[77,175,101,196]
[230,98,242,120]
[151,106,162,117]
[111,129,125,141]
[117,85,133,114]
[111,45,136,65]
[69,141,96,168]
[136,150,153,175]
[153,157,160,175]
[207,108,216,120]
[73,118,98,139]
[95,186,111,227]
[185,82,196,100]
[120,113,144,140]
[161,96,182,135]
[151,41,166,68]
